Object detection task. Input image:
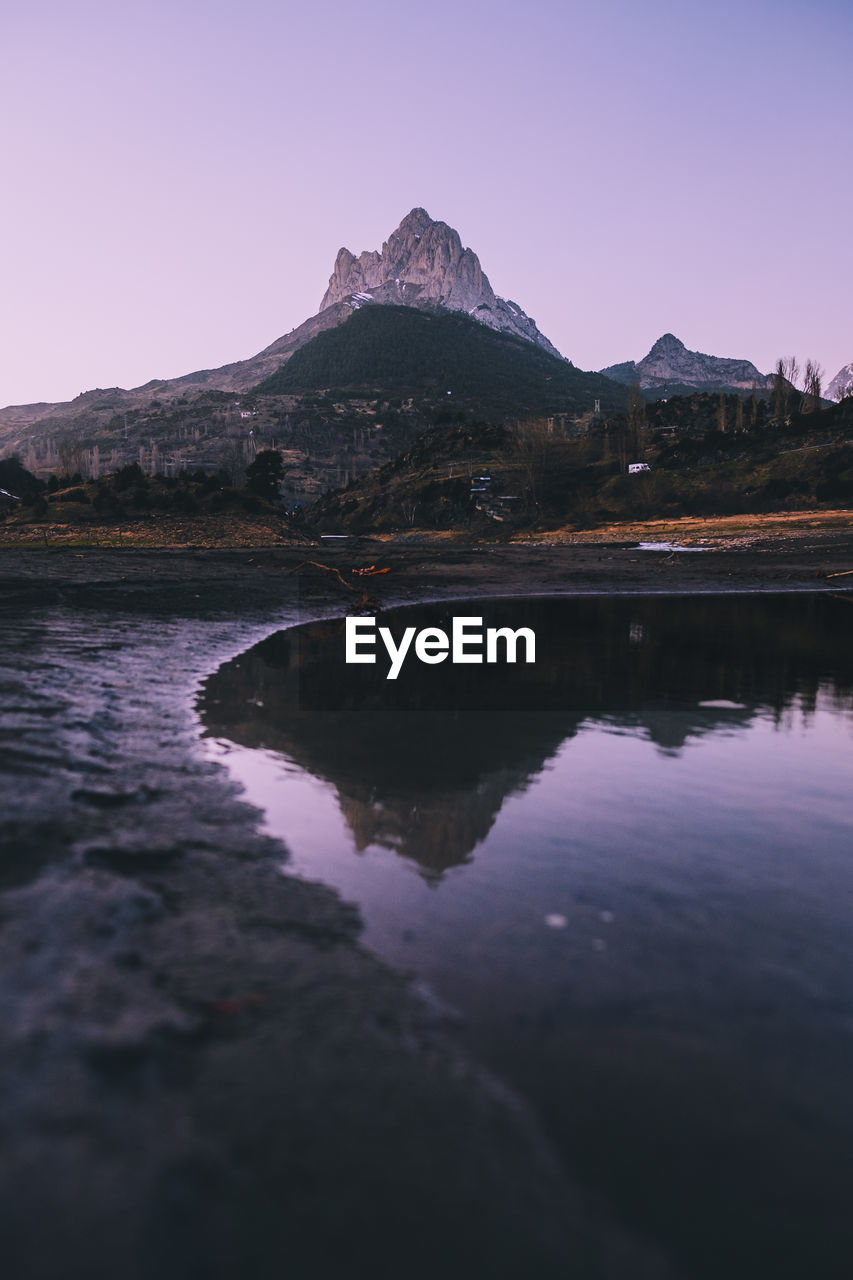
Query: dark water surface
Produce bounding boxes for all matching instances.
[199,595,853,1279]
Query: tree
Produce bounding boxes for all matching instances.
[627,383,646,458]
[115,461,146,491]
[58,437,85,478]
[772,356,799,423]
[245,449,285,500]
[399,498,420,527]
[802,358,824,413]
[515,419,553,508]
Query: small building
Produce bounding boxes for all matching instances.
[628,462,651,474]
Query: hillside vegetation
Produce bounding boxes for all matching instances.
[313,393,853,535]
[7,307,627,504]
[255,305,626,417]
[0,457,310,547]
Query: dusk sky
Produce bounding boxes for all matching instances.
[2,0,851,407]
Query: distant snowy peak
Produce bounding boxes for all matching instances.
[320,208,563,359]
[601,333,773,394]
[826,362,853,401]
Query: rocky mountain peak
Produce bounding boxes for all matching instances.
[648,333,685,356]
[319,209,563,359]
[601,333,773,395]
[392,206,433,238]
[826,361,853,402]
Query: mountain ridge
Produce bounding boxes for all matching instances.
[601,333,774,396]
[0,209,563,440]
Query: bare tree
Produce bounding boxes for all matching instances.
[627,383,645,458]
[399,498,420,527]
[772,360,786,422]
[772,357,800,423]
[802,358,824,413]
[219,442,247,486]
[515,419,553,505]
[58,438,85,478]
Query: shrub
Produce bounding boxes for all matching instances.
[93,486,121,513]
[816,474,853,503]
[115,462,146,491]
[246,449,285,500]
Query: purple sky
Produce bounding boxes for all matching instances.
[2,0,851,407]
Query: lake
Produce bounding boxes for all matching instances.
[199,594,853,1279]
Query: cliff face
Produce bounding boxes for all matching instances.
[601,333,773,395]
[320,208,563,359]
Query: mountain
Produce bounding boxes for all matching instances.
[0,208,563,446]
[0,302,356,445]
[319,207,562,358]
[600,333,774,397]
[255,304,624,415]
[826,362,853,402]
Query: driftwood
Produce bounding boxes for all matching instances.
[285,560,389,611]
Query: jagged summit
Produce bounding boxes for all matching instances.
[601,333,773,396]
[320,208,563,359]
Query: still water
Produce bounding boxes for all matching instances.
[199,595,853,1279]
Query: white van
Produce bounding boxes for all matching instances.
[628,462,651,474]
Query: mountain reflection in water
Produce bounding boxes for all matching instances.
[198,594,853,1280]
[199,594,853,878]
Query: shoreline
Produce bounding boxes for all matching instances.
[1,535,851,1279]
[2,518,852,613]
[1,506,851,552]
[1,555,683,1280]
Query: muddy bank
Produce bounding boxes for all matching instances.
[2,523,853,613]
[0,557,685,1280]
